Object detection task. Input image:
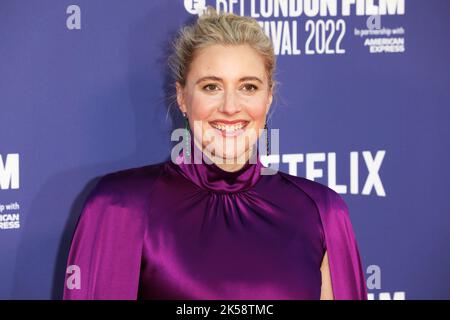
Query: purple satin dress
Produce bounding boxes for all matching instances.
[63,140,368,300]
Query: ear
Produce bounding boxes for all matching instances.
[175,81,187,114]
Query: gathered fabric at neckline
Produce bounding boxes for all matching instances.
[169,138,264,194]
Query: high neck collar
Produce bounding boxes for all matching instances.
[170,138,264,193]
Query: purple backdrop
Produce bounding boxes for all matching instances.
[1,0,449,299]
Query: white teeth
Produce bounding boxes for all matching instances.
[210,122,247,131]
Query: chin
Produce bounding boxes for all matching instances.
[199,131,253,162]
[217,147,248,163]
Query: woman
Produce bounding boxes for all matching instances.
[63,8,367,300]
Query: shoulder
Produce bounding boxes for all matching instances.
[276,170,348,215]
[273,176,366,300]
[97,161,166,193]
[276,172,357,256]
[85,161,167,213]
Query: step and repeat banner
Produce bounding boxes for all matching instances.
[1,0,449,299]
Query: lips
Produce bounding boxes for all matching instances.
[209,120,249,131]
[208,120,249,137]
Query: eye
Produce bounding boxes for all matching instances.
[203,84,220,91]
[241,83,258,92]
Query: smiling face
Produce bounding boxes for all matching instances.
[176,44,273,170]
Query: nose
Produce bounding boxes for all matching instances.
[218,90,242,115]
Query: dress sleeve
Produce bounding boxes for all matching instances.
[320,190,368,300]
[63,175,146,300]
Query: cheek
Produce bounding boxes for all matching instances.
[187,93,217,121]
[244,96,269,124]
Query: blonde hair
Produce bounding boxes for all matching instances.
[169,6,276,90]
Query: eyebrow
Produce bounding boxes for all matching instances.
[195,76,264,84]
